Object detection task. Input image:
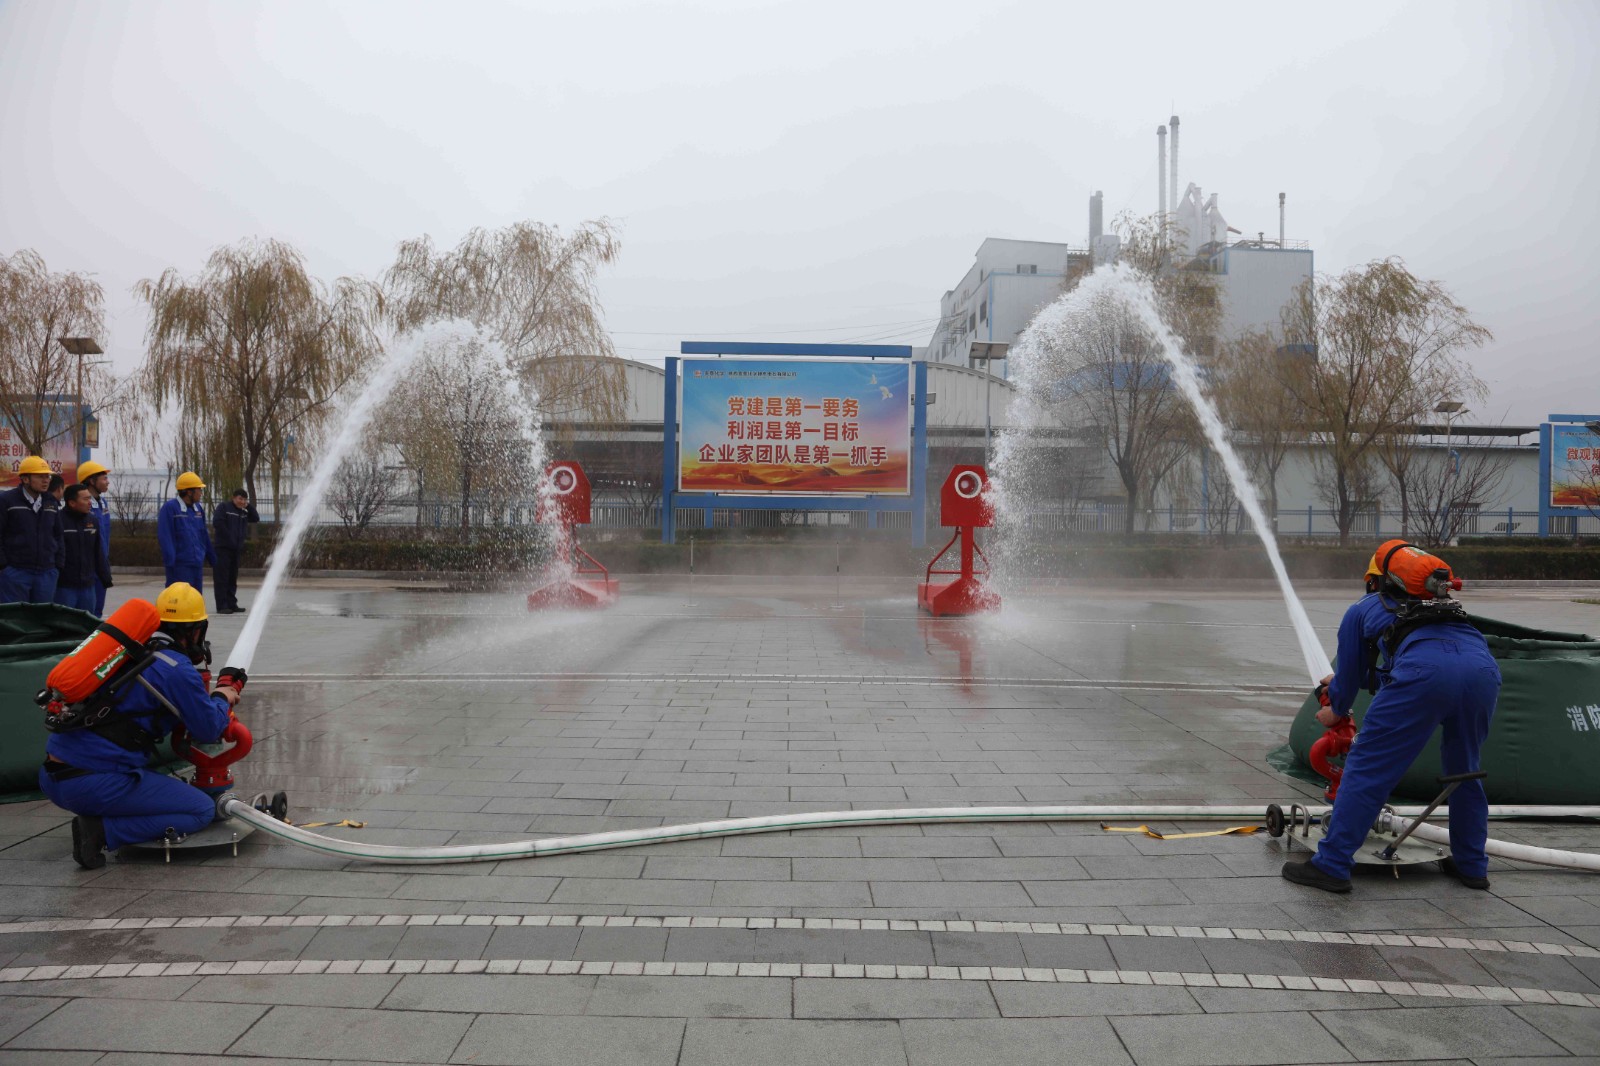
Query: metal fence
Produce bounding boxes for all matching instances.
[281,496,1597,539]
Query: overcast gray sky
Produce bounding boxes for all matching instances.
[2,0,1595,428]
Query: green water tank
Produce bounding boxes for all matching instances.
[1286,614,1600,804]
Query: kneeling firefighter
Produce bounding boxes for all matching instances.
[37,582,247,869]
[1283,541,1502,894]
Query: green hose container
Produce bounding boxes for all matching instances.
[1286,614,1600,804]
[0,603,100,797]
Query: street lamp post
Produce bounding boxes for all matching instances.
[970,341,1009,464]
[56,337,103,457]
[1434,400,1468,476]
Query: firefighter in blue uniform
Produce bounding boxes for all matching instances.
[1283,541,1503,893]
[39,583,239,869]
[0,455,66,604]
[77,461,113,614]
[157,471,215,592]
[53,483,112,614]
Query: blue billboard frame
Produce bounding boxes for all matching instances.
[663,342,927,547]
[1539,412,1600,536]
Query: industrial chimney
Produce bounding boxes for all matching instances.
[1278,192,1286,247]
[1169,115,1180,218]
[1089,190,1104,242]
[1157,125,1167,222]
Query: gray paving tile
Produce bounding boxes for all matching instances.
[1507,1004,1600,1057]
[585,976,791,1018]
[0,1050,104,1065]
[450,1015,685,1066]
[991,982,1201,1018]
[1105,935,1208,973]
[1186,987,1401,1013]
[902,1018,1133,1066]
[483,925,582,960]
[795,978,998,1019]
[109,926,317,964]
[381,974,596,1015]
[1109,1011,1351,1065]
[840,932,936,966]
[181,973,402,1008]
[4,997,266,1054]
[300,925,407,961]
[929,932,1026,968]
[679,1019,906,1066]
[573,927,668,961]
[1016,933,1117,970]
[0,977,199,1002]
[664,929,759,963]
[0,932,134,968]
[390,924,494,960]
[0,997,67,1047]
[1314,1005,1569,1061]
[231,1003,471,1063]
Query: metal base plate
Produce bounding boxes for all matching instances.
[1281,824,1447,867]
[124,817,256,853]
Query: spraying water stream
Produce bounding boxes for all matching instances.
[225,323,546,673]
[996,264,1332,684]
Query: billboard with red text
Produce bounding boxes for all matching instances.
[678,359,911,494]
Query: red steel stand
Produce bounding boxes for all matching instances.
[528,461,619,610]
[917,465,1001,617]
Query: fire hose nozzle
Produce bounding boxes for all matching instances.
[216,666,248,694]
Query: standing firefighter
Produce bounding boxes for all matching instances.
[211,488,259,614]
[0,456,66,604]
[1283,541,1502,893]
[77,461,113,614]
[38,583,241,869]
[157,472,215,592]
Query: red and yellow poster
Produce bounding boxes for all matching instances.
[679,359,911,494]
[1551,425,1600,508]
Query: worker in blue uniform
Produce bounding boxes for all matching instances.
[53,483,112,614]
[39,583,239,869]
[77,461,113,614]
[1283,541,1502,893]
[157,471,215,592]
[0,455,66,604]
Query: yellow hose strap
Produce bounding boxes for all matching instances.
[1099,823,1263,840]
[290,819,367,829]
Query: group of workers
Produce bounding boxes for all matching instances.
[0,458,258,618]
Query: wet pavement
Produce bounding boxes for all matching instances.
[3,574,1598,1064]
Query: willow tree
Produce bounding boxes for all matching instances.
[0,249,115,455]
[377,332,540,531]
[134,239,382,509]
[383,220,626,434]
[1280,258,1490,544]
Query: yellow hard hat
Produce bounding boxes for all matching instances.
[18,456,51,476]
[156,582,208,624]
[77,461,109,482]
[175,471,205,491]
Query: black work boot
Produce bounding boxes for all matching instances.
[71,816,107,870]
[1281,858,1352,893]
[1439,856,1490,890]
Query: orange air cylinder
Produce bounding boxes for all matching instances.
[45,598,161,702]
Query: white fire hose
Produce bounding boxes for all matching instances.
[217,799,1600,871]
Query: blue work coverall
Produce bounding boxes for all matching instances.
[157,496,215,591]
[53,509,113,614]
[1313,594,1502,881]
[0,484,64,604]
[89,491,111,614]
[40,651,233,850]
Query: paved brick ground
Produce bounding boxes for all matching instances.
[2,575,1597,1063]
